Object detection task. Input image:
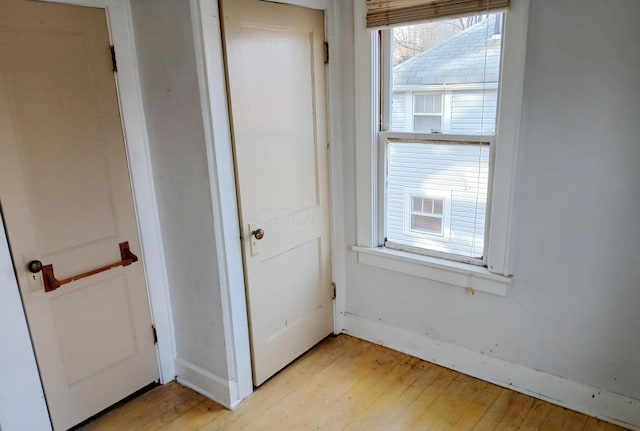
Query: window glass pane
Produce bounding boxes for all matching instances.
[411,214,442,234]
[386,141,488,259]
[390,13,503,135]
[411,197,422,212]
[414,95,426,113]
[433,199,443,215]
[432,95,442,113]
[414,116,441,133]
[424,198,434,213]
[414,94,441,114]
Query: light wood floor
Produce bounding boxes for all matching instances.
[80,335,629,431]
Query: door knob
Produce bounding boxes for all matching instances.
[252,228,265,240]
[27,260,43,273]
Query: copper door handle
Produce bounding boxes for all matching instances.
[38,242,138,293]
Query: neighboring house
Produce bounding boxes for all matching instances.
[386,15,501,259]
[391,14,502,135]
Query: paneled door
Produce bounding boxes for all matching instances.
[221,0,334,385]
[0,1,159,429]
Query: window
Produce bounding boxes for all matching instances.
[410,195,444,235]
[381,13,500,264]
[386,137,488,261]
[354,0,528,286]
[413,93,443,133]
[399,186,452,241]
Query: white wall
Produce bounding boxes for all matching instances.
[130,0,229,389]
[341,0,640,424]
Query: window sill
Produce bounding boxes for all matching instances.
[351,246,510,297]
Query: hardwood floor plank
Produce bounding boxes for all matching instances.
[199,334,360,431]
[538,404,574,430]
[470,389,534,431]
[517,399,572,431]
[241,342,402,430]
[136,393,206,431]
[404,373,502,431]
[561,409,589,431]
[346,360,456,431]
[317,355,422,429]
[382,370,464,430]
[446,384,503,431]
[583,417,611,431]
[155,399,226,431]
[606,423,634,431]
[77,335,631,431]
[80,382,200,430]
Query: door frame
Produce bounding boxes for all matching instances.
[0,0,176,429]
[190,0,345,406]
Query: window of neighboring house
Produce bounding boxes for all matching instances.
[410,195,444,235]
[401,187,452,240]
[413,93,443,133]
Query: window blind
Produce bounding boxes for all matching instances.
[366,0,509,28]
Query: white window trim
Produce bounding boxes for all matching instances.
[352,245,509,296]
[353,0,529,289]
[395,83,499,93]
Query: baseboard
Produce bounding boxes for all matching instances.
[343,313,640,430]
[174,357,239,409]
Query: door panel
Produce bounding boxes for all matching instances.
[222,0,333,386]
[0,1,159,429]
[50,276,137,385]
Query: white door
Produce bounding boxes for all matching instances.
[0,1,159,429]
[221,0,334,386]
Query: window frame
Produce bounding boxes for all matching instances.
[354,0,529,292]
[380,131,491,266]
[381,16,497,264]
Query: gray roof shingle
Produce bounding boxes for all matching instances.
[394,15,502,87]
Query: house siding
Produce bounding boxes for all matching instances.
[391,89,498,134]
[386,142,488,258]
[391,92,407,131]
[450,89,498,134]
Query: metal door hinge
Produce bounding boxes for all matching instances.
[332,282,336,300]
[110,45,117,72]
[152,325,158,344]
[324,41,329,64]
